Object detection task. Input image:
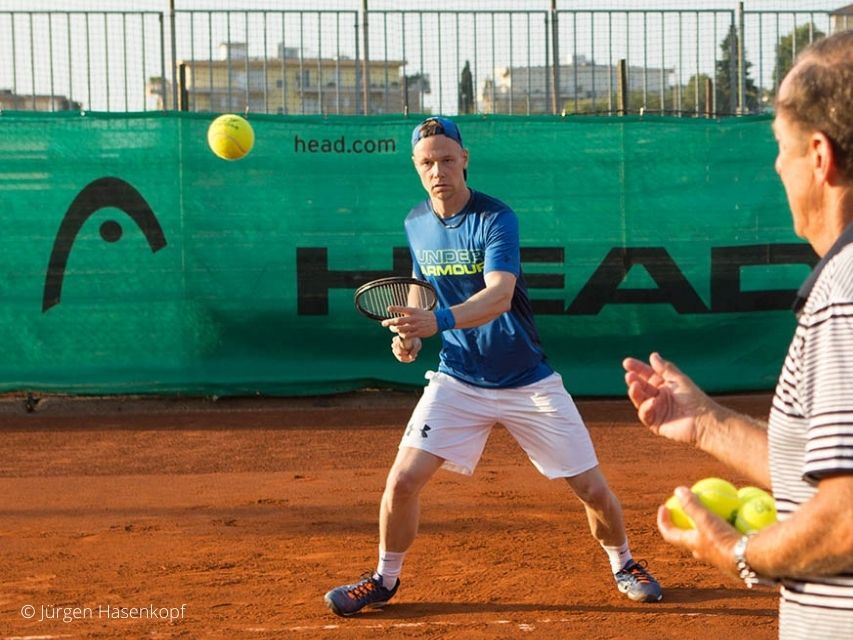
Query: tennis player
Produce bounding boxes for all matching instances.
[324,116,662,616]
[623,30,853,640]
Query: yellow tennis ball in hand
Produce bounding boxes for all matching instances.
[207,114,254,160]
[735,494,777,534]
[665,494,695,529]
[691,476,738,497]
[737,486,772,505]
[665,477,741,529]
[691,477,741,524]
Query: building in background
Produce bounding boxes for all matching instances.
[481,55,674,114]
[829,4,853,31]
[156,42,428,115]
[0,89,81,112]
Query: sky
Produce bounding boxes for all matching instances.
[0,1,847,113]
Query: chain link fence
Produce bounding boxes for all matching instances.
[0,1,850,116]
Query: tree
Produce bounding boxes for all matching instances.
[458,60,474,114]
[772,23,825,94]
[715,24,760,114]
[681,73,713,114]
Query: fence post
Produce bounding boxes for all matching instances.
[169,0,178,112]
[158,12,167,110]
[617,59,627,115]
[550,0,559,115]
[178,63,189,111]
[361,0,369,115]
[705,76,714,118]
[737,1,745,114]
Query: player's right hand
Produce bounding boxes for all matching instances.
[392,336,422,363]
[622,352,709,446]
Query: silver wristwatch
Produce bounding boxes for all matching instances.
[733,534,760,588]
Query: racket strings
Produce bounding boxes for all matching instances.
[359,282,435,319]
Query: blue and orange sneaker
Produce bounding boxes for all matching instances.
[324,572,400,617]
[615,559,662,602]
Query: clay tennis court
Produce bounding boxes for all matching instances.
[1,391,778,640]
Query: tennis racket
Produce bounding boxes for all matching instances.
[353,276,437,321]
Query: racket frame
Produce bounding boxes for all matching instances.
[353,276,437,321]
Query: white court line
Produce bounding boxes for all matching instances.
[271,611,745,634]
[5,636,74,640]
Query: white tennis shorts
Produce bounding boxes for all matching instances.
[400,371,599,479]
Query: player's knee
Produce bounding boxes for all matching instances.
[385,467,428,501]
[567,472,612,508]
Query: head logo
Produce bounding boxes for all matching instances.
[42,176,167,312]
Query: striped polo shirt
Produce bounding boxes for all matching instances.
[768,223,853,640]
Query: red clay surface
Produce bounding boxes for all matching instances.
[0,391,779,640]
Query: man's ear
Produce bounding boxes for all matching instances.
[810,131,836,185]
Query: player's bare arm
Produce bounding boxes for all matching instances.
[382,270,516,339]
[623,353,770,487]
[745,475,853,578]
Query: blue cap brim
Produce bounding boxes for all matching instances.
[411,117,463,148]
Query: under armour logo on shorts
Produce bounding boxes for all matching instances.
[406,423,431,438]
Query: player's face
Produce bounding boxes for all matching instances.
[412,135,469,203]
[772,76,817,242]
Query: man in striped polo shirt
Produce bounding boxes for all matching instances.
[622,30,852,640]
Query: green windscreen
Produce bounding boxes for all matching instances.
[0,111,808,396]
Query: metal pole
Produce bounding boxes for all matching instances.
[244,12,249,112]
[104,13,110,111]
[617,58,627,115]
[169,0,178,111]
[705,76,713,117]
[361,0,369,115]
[48,13,54,110]
[159,12,166,110]
[729,13,737,114]
[550,0,559,115]
[122,13,128,110]
[29,13,35,109]
[67,13,73,108]
[544,12,550,114]
[737,2,745,114]
[401,12,408,115]
[178,62,189,111]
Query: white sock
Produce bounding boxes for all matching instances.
[375,549,406,589]
[602,541,632,574]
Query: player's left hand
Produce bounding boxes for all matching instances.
[382,306,438,340]
[392,336,422,363]
[658,486,742,579]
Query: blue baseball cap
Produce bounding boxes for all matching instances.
[411,116,463,149]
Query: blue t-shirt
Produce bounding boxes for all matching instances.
[405,189,553,388]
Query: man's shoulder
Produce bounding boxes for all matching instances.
[810,243,853,309]
[827,243,853,294]
[404,199,432,223]
[471,190,515,216]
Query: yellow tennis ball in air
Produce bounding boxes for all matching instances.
[735,494,777,534]
[691,477,741,524]
[207,114,254,160]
